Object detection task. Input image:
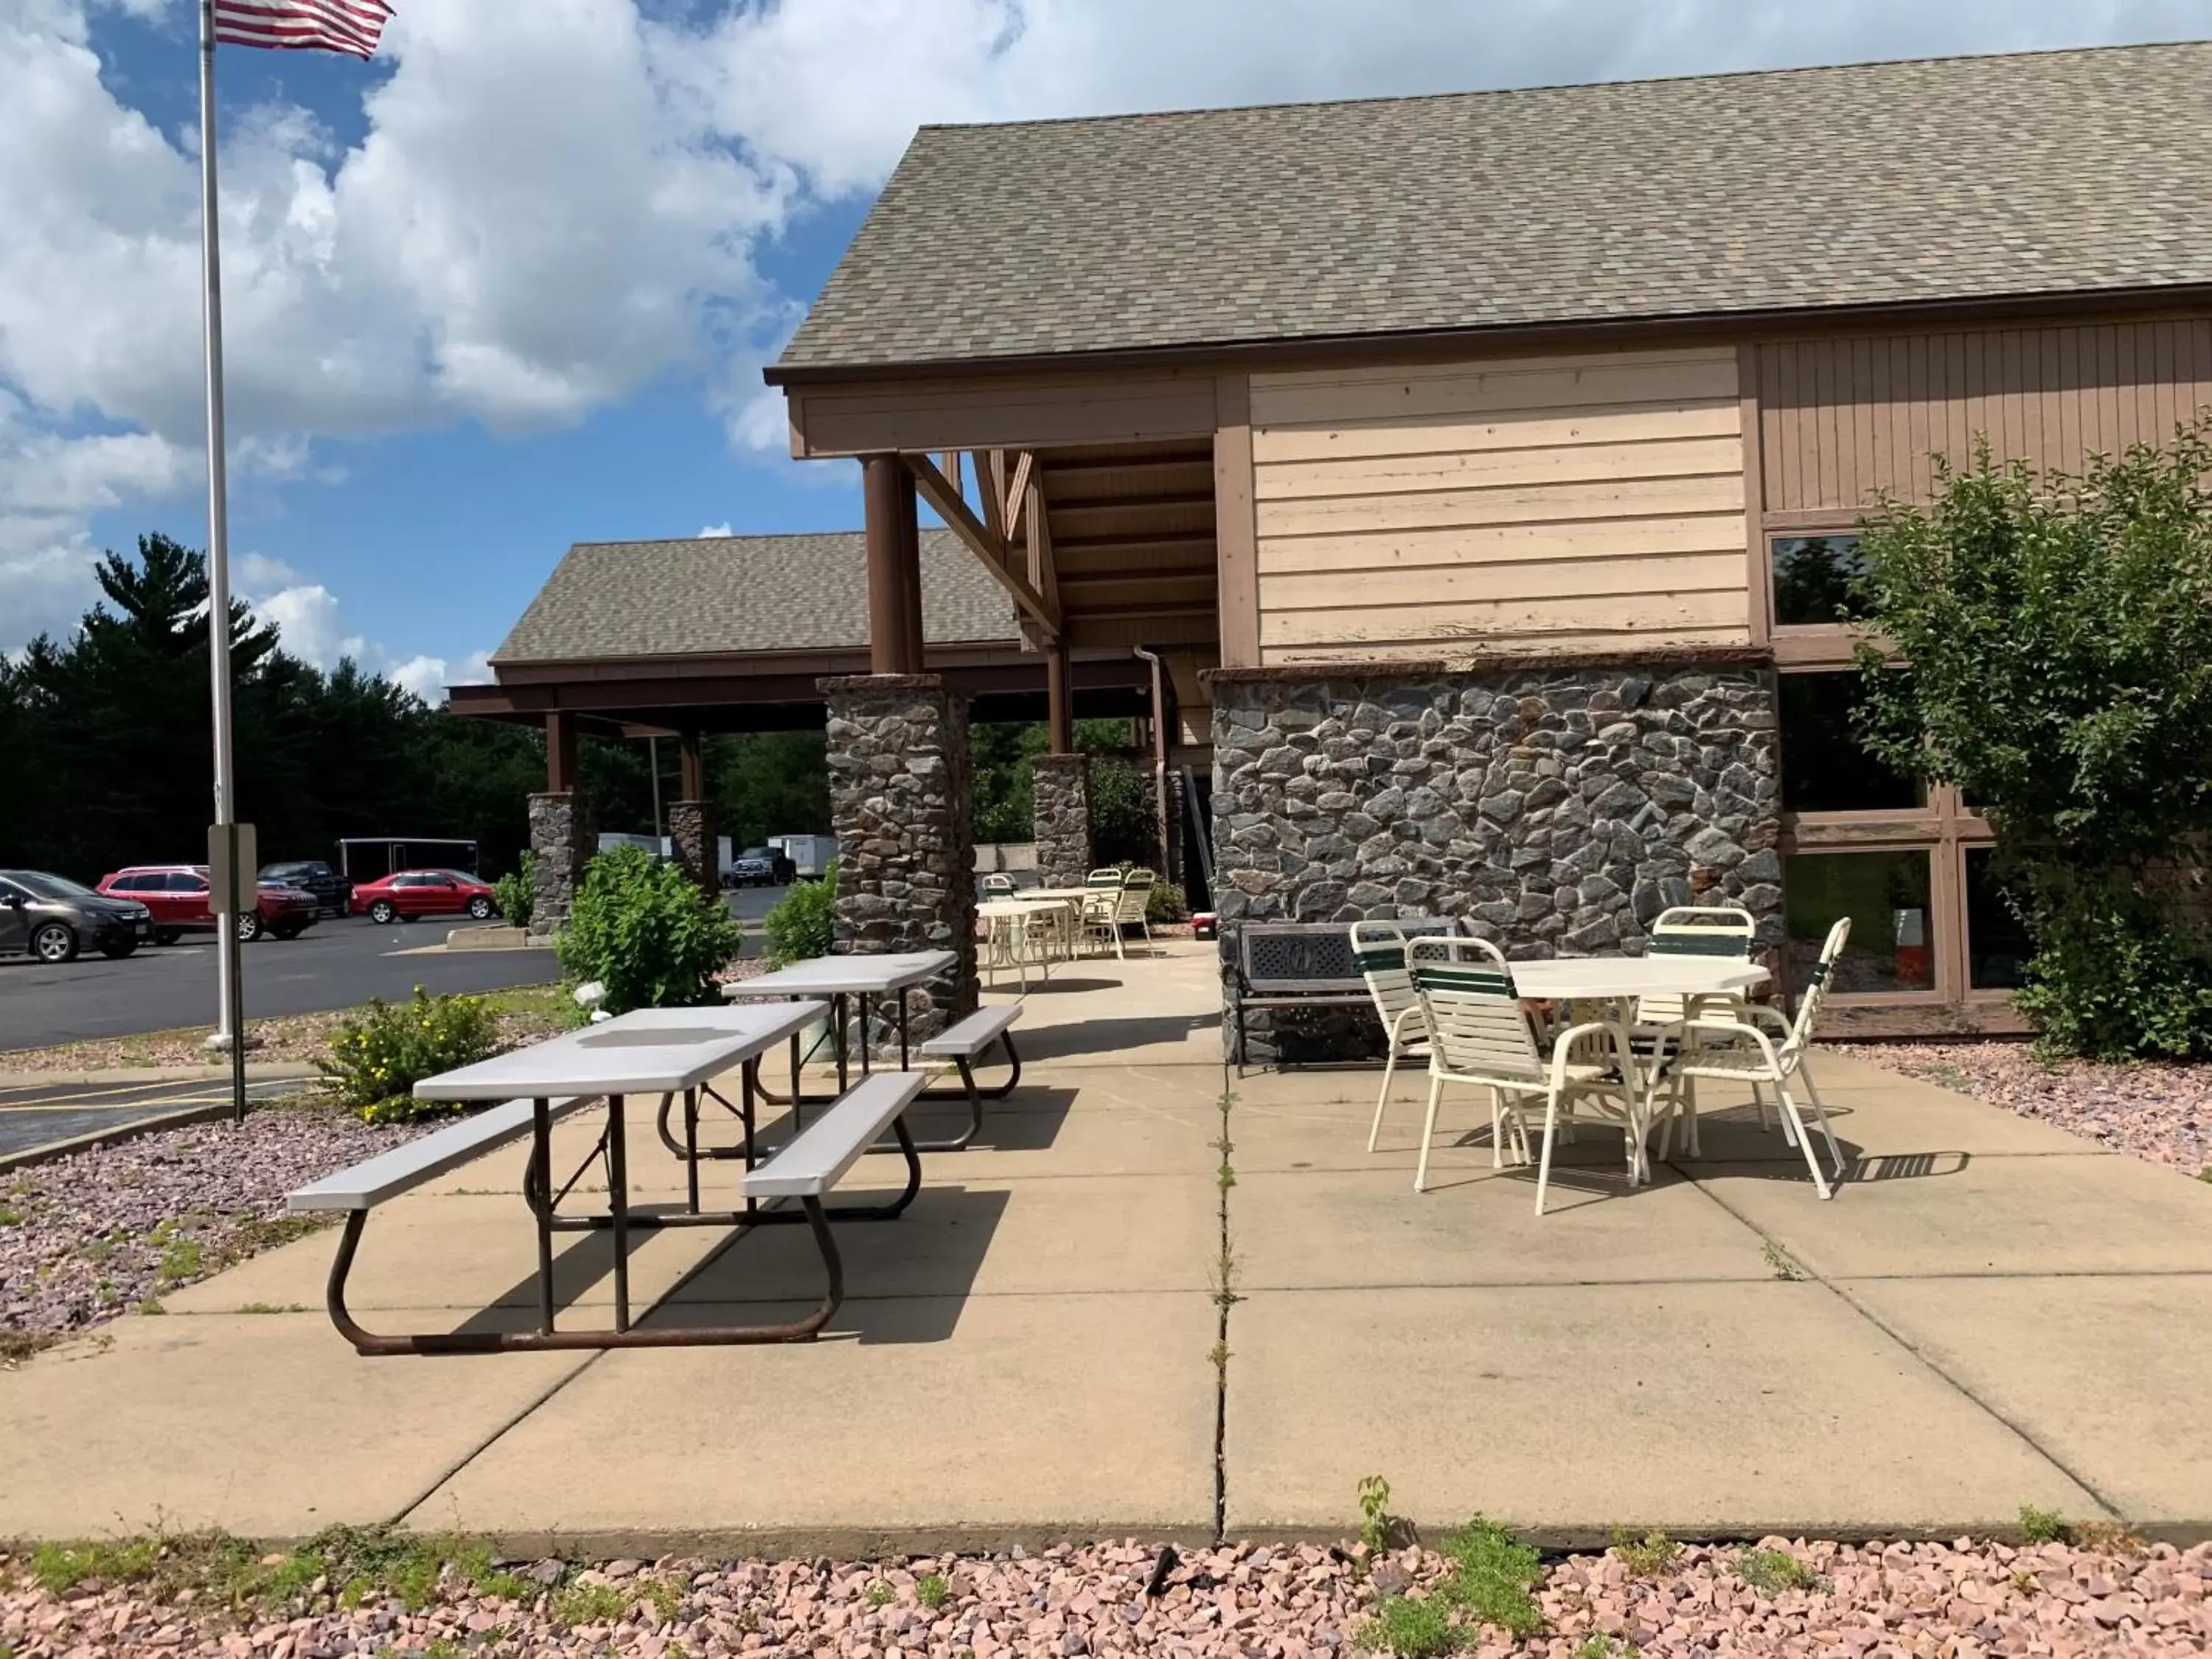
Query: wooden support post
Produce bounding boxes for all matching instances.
[1046,638,1073,755]
[679,728,705,801]
[545,710,577,793]
[897,459,926,670]
[862,454,919,674]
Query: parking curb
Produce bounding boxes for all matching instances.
[0,1062,319,1089]
[0,1100,244,1173]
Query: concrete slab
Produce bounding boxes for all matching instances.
[410,1291,1220,1555]
[1688,1149,2212,1278]
[663,1175,1220,1303]
[1840,1273,2212,1529]
[0,1310,586,1540]
[1224,1282,2107,1541]
[161,1194,730,1315]
[1235,1166,1772,1290]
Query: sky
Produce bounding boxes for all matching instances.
[6,0,2210,699]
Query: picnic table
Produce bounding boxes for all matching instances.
[726,949,955,1092]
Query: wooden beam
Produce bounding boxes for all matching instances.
[863,453,922,673]
[678,728,705,799]
[905,453,1059,637]
[970,448,1005,541]
[1213,372,1262,667]
[1026,479,1060,619]
[545,710,577,793]
[1004,451,1034,540]
[1046,639,1073,754]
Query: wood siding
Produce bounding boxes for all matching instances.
[1757,318,2212,512]
[1248,347,1748,662]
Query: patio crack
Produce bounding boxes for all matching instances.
[1209,1075,1237,1543]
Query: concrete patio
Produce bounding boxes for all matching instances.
[4,938,2209,1554]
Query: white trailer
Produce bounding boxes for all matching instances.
[770,833,839,879]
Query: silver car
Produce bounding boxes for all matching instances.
[0,869,154,964]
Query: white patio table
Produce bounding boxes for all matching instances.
[979,897,1075,988]
[411,999,830,1344]
[726,949,956,1096]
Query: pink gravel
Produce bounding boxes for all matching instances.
[1,1102,434,1346]
[2,1536,2206,1658]
[1832,1040,2212,1178]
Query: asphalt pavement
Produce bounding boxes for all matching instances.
[0,1076,299,1161]
[0,888,787,1054]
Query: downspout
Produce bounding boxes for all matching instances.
[1133,646,1173,877]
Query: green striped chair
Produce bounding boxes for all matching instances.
[1407,936,1640,1210]
[1655,917,1851,1197]
[1632,905,1766,1141]
[1351,919,1461,1153]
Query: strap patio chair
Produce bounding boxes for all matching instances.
[1652,917,1852,1198]
[1352,919,1430,1153]
[981,872,1015,898]
[1627,903,1759,1093]
[1114,868,1157,950]
[1081,868,1126,959]
[1408,936,1640,1211]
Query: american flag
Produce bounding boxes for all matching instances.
[212,0,394,58]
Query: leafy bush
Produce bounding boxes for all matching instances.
[1147,877,1189,924]
[491,852,534,931]
[555,844,743,1015]
[318,986,499,1121]
[1852,421,2212,1058]
[762,860,838,967]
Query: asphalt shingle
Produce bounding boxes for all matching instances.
[777,43,2212,372]
[491,530,1015,663]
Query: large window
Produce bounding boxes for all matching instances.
[1964,848,2033,990]
[1782,849,1936,993]
[1770,533,1872,627]
[1777,672,1922,813]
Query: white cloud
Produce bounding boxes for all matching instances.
[234,557,490,702]
[697,522,733,538]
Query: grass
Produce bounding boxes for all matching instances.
[1733,1547,1820,1596]
[2019,1503,2067,1544]
[917,1573,950,1611]
[1357,1515,1548,1650]
[0,1206,24,1226]
[1608,1528,1680,1576]
[1573,1638,1638,1659]
[1356,1592,1465,1657]
[551,1580,633,1627]
[864,1581,895,1608]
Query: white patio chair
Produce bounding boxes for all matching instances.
[1408,936,1641,1211]
[1353,920,1430,1152]
[1655,917,1851,1198]
[981,872,1015,898]
[1115,869,1156,950]
[1080,869,1125,959]
[1629,904,1760,1111]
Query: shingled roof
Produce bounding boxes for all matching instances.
[776,42,2212,375]
[492,530,1015,664]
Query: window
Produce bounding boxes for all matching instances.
[1778,672,1923,813]
[1770,533,1871,627]
[167,872,207,893]
[1965,848,2033,990]
[1782,849,1935,993]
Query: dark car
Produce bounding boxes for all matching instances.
[260,859,350,918]
[349,868,498,924]
[0,869,154,963]
[723,845,794,888]
[97,865,318,944]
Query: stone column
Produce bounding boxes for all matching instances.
[668,799,719,899]
[1030,752,1093,886]
[821,672,976,1048]
[528,790,594,939]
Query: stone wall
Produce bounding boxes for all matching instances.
[1207,650,1781,1064]
[527,790,594,940]
[1030,753,1093,886]
[667,799,719,899]
[821,673,978,1048]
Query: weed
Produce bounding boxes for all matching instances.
[2069,1519,2149,1557]
[477,1568,537,1602]
[424,1641,465,1659]
[136,1296,166,1315]
[865,1581,895,1609]
[237,1302,306,1315]
[1918,1062,1972,1091]
[0,1330,55,1363]
[1206,1338,1231,1378]
[552,1580,632,1627]
[644,1573,685,1623]
[917,1573,950,1610]
[1436,1517,1543,1638]
[2018,1503,2066,1544]
[1357,1475,1397,1552]
[30,1539,161,1593]
[1608,1528,1680,1576]
[1210,1245,1242,1310]
[1759,1239,1805,1281]
[1734,1548,1818,1596]
[2009,1568,2040,1596]
[1355,1593,1465,1656]
[1573,1638,1638,1659]
[2198,1167,2211,1183]
[0,1206,24,1226]
[156,1234,204,1286]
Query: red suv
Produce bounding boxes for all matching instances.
[349,868,498,925]
[97,866,319,945]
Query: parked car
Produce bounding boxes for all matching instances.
[349,867,498,925]
[97,865,319,944]
[260,859,351,918]
[723,845,795,888]
[0,869,154,963]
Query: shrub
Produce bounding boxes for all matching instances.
[1852,420,2212,1058]
[491,852,535,930]
[316,987,499,1121]
[555,844,744,1015]
[1147,877,1189,924]
[762,860,838,968]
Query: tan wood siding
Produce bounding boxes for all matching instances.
[1249,347,1748,661]
[1757,318,2212,512]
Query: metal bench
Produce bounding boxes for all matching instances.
[912,1004,1023,1150]
[1227,918,1464,1071]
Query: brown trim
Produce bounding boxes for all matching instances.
[1212,373,1262,668]
[545,711,577,794]
[1740,344,1772,644]
[817,673,946,694]
[763,284,2212,389]
[1046,640,1073,753]
[1762,507,1874,532]
[1202,641,1774,686]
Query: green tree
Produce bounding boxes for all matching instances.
[1851,422,2212,1057]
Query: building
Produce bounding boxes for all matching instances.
[756,41,2212,1046]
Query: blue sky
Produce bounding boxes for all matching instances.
[9,0,2205,695]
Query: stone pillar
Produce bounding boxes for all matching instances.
[528,790,594,939]
[668,799,719,899]
[821,672,976,1048]
[1030,752,1093,886]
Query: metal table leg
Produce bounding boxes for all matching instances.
[532,1096,554,1334]
[608,1093,630,1333]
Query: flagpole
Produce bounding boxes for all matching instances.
[198,0,248,1102]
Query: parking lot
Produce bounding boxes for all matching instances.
[0,888,784,1054]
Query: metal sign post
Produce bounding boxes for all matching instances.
[208,820,256,1122]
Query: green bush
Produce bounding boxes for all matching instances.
[762,861,838,968]
[1853,420,2212,1058]
[318,987,499,1121]
[556,844,743,1015]
[1147,877,1188,924]
[491,852,534,931]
